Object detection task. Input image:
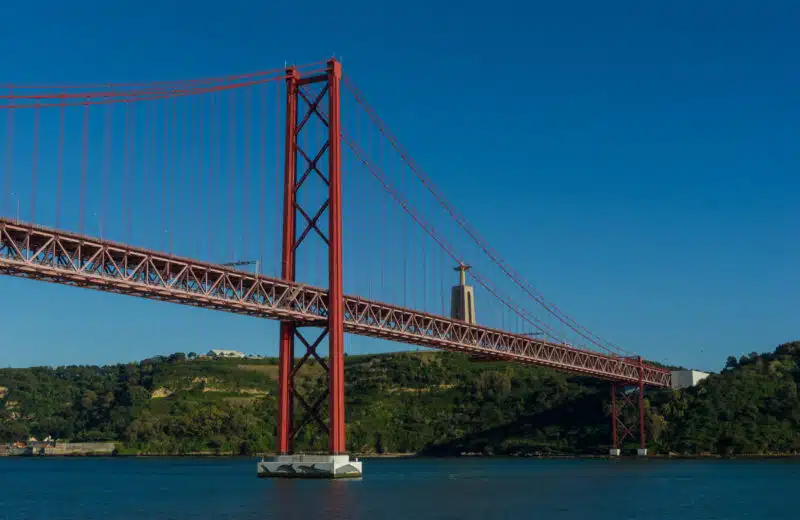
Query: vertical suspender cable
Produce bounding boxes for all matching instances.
[422,223,427,312]
[3,88,13,216]
[143,101,150,244]
[162,99,168,251]
[244,87,252,263]
[274,81,281,276]
[154,100,160,247]
[80,102,88,233]
[354,100,362,295]
[129,102,136,242]
[318,99,324,285]
[376,123,384,296]
[177,97,185,254]
[259,84,266,274]
[194,95,202,258]
[123,102,130,240]
[30,106,39,221]
[103,103,112,238]
[184,97,191,254]
[215,93,223,260]
[380,141,387,300]
[302,98,311,282]
[314,101,323,285]
[409,174,415,309]
[229,90,236,260]
[402,164,407,307]
[170,98,177,253]
[141,102,155,243]
[208,94,215,260]
[440,239,445,315]
[56,102,64,227]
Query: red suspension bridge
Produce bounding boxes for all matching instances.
[0,59,671,475]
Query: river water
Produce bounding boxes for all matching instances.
[1,457,798,519]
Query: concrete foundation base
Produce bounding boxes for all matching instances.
[609,448,621,456]
[257,454,363,479]
[637,448,648,456]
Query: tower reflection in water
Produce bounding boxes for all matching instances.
[270,478,361,520]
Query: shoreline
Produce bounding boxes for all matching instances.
[6,451,800,460]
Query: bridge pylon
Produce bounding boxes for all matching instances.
[609,357,648,456]
[258,59,362,479]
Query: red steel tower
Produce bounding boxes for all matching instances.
[609,357,648,456]
[258,59,361,478]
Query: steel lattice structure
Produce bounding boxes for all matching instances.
[0,216,671,388]
[611,382,646,451]
[276,61,347,455]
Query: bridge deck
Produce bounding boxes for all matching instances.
[0,217,671,387]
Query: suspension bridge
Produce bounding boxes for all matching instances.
[0,59,672,477]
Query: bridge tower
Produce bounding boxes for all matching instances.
[258,59,362,479]
[609,357,648,457]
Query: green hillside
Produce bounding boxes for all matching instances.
[2,342,799,456]
[655,342,800,455]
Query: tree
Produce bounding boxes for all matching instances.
[168,353,187,364]
[0,420,30,442]
[725,356,738,371]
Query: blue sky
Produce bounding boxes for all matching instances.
[0,1,798,370]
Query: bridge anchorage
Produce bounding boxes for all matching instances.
[0,56,674,476]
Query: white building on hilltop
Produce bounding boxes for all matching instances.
[208,349,245,359]
[670,370,710,389]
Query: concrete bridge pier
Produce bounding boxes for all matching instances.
[257,455,362,479]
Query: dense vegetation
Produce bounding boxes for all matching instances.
[2,342,799,456]
[653,342,800,455]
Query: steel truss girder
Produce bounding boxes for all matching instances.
[0,217,671,388]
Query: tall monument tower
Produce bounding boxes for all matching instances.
[451,263,476,324]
